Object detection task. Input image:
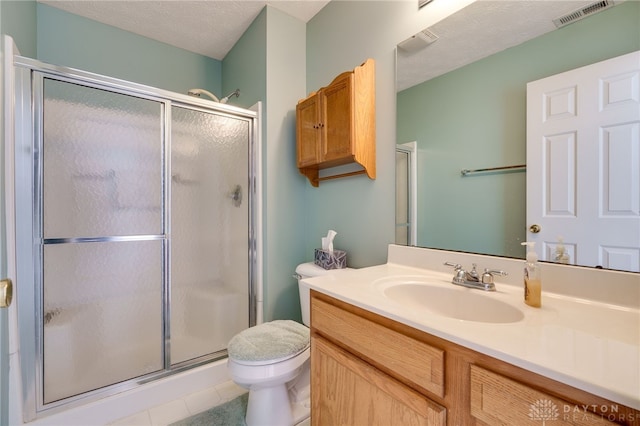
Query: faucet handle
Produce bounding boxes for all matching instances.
[444,262,462,270]
[481,269,508,284]
[444,262,466,285]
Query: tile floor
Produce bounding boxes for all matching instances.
[108,380,311,426]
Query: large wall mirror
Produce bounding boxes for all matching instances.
[396,0,639,272]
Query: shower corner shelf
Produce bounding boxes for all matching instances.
[296,59,376,187]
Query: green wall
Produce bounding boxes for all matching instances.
[0,0,36,58]
[263,8,308,321]
[305,1,402,268]
[304,1,475,268]
[35,4,222,95]
[222,7,308,321]
[221,10,266,111]
[397,1,640,258]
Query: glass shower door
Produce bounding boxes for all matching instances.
[14,59,258,418]
[40,78,164,403]
[170,106,250,364]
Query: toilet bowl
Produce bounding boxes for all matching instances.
[227,321,311,426]
[227,262,338,426]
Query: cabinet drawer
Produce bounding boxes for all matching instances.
[311,296,444,398]
[470,365,617,425]
[312,336,446,426]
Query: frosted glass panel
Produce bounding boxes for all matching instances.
[170,106,249,364]
[43,79,163,238]
[42,240,163,403]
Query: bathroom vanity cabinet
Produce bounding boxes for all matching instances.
[296,59,375,187]
[310,291,639,425]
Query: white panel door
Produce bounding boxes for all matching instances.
[527,50,640,271]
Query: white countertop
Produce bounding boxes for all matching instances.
[303,262,640,410]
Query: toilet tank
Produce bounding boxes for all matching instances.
[295,262,336,327]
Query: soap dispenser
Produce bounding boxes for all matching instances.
[521,242,542,308]
[553,236,570,264]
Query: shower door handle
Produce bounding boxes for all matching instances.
[229,185,242,207]
[0,279,13,308]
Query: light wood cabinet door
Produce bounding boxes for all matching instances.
[296,72,354,168]
[311,295,445,398]
[320,73,354,164]
[296,94,321,168]
[312,336,446,426]
[470,365,618,425]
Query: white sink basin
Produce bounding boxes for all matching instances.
[375,276,524,324]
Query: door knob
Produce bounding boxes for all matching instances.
[529,224,541,233]
[0,278,13,308]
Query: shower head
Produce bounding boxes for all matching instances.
[220,89,240,104]
[187,88,220,102]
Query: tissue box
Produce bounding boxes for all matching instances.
[314,248,347,270]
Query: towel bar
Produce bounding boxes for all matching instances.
[461,164,526,176]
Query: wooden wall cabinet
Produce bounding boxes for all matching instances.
[310,291,640,425]
[296,59,375,187]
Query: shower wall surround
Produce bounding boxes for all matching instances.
[10,56,259,420]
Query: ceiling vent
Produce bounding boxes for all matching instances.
[398,29,439,53]
[553,0,617,28]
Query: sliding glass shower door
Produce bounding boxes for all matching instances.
[170,106,250,365]
[41,79,165,404]
[14,62,257,417]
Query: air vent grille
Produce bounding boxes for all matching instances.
[397,28,439,53]
[419,29,439,44]
[553,0,616,28]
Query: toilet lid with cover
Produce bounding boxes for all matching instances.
[228,320,310,365]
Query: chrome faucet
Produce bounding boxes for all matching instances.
[444,262,507,291]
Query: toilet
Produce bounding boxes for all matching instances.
[227,262,336,426]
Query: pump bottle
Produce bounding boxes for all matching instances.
[554,236,570,264]
[521,242,541,308]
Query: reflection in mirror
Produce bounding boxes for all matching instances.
[396,0,639,272]
[396,142,417,246]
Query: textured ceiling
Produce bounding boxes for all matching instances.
[38,0,609,91]
[397,0,600,91]
[38,0,331,60]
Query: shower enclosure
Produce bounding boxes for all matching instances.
[11,56,259,419]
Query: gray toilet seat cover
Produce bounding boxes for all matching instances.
[228,320,310,362]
